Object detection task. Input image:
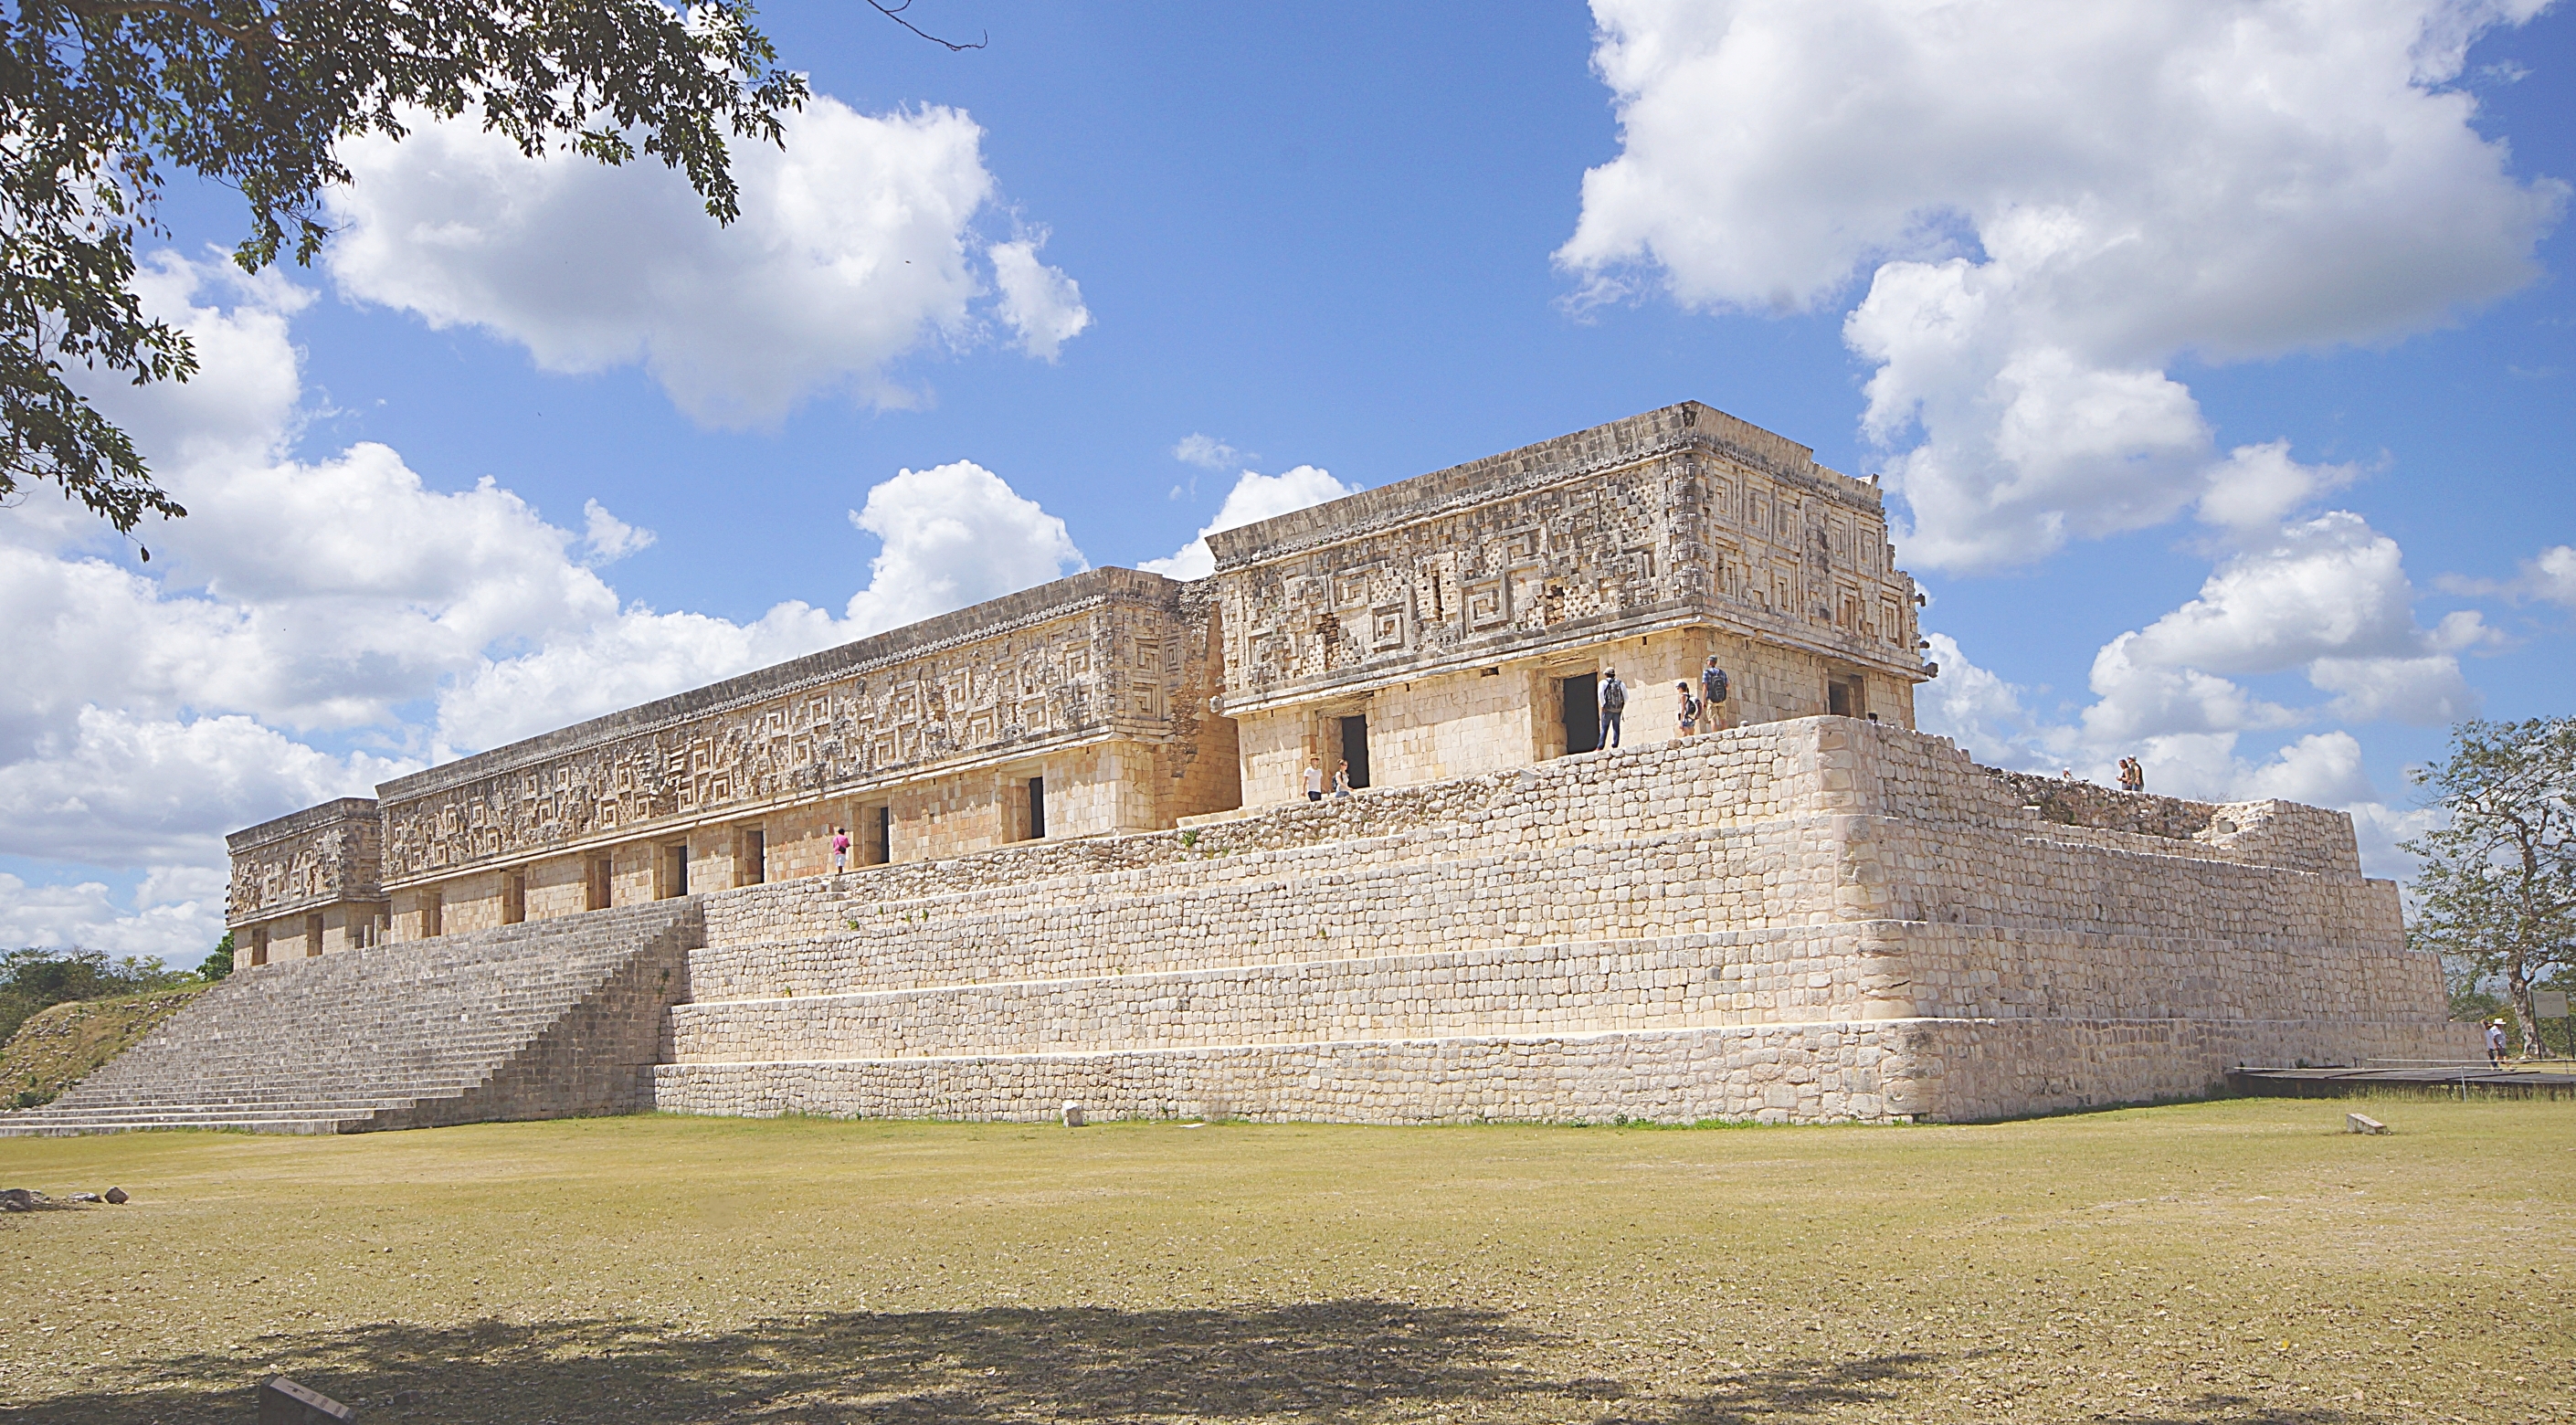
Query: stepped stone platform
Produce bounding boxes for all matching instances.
[0,901,701,1136]
[0,719,2478,1134]
[649,718,2476,1125]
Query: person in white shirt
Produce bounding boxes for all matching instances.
[1304,762,1325,802]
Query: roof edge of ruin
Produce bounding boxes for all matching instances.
[375,565,1179,805]
[1205,402,1851,570]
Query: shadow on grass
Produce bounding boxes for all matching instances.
[4,1301,1945,1425]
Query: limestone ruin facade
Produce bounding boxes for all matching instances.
[225,403,1930,962]
[7,401,2462,1136]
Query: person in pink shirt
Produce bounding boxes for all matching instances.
[830,826,851,873]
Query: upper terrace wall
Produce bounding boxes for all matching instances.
[1204,403,1930,719]
[678,719,2410,1005]
[370,568,1231,891]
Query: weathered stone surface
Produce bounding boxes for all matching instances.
[138,402,2468,1135]
[102,1186,127,1203]
[257,1376,354,1424]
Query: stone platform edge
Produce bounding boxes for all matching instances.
[649,1015,2483,1126]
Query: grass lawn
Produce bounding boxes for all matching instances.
[2,1099,2571,1424]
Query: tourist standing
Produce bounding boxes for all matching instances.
[2129,759,2147,793]
[1675,681,1701,739]
[1599,667,1627,749]
[1699,656,1730,733]
[1334,760,1353,798]
[1304,760,1325,802]
[2487,1019,2510,1067]
[830,826,850,873]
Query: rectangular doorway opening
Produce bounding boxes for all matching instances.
[1828,674,1865,719]
[1560,672,1600,755]
[305,912,325,957]
[422,891,443,939]
[661,844,690,898]
[502,871,526,924]
[1027,776,1047,839]
[870,805,892,865]
[586,855,612,912]
[249,926,269,966]
[1337,715,1371,788]
[740,827,766,885]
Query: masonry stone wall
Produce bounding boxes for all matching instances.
[645,718,2472,1125]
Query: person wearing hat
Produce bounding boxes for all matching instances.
[2486,1019,2510,1067]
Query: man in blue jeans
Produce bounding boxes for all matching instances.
[1598,666,1627,749]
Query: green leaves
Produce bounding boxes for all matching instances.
[2403,717,2576,1049]
[3,0,809,533]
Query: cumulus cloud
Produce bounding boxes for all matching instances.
[326,98,1086,427]
[581,500,656,564]
[0,866,230,962]
[989,234,1093,360]
[2438,544,2576,607]
[843,460,1088,633]
[6,253,1099,957]
[1139,466,1358,581]
[1559,0,2566,571]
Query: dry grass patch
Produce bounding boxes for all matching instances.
[2,1099,2570,1423]
[0,984,207,1109]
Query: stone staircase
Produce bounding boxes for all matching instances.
[0,899,702,1136]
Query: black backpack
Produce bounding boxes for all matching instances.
[1600,675,1627,713]
[1702,667,1729,704]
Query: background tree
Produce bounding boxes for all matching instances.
[198,929,232,981]
[0,945,192,1040]
[2404,717,2576,1057]
[2,0,812,545]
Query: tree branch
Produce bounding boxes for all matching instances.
[60,0,276,45]
[866,0,986,52]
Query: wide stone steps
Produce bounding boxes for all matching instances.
[0,899,701,1136]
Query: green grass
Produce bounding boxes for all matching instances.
[3,1100,2571,1423]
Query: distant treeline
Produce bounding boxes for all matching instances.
[0,946,212,1044]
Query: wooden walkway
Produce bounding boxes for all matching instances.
[2229,1063,2576,1101]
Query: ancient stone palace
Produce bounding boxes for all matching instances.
[1,403,2472,1136]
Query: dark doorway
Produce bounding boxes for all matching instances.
[1561,672,1600,755]
[1337,715,1371,788]
[586,855,613,911]
[1028,776,1047,839]
[872,805,893,865]
[664,844,690,898]
[741,827,766,885]
[502,871,526,924]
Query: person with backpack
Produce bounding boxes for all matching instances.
[1676,681,1701,738]
[1699,656,1730,733]
[829,826,851,874]
[1598,667,1627,749]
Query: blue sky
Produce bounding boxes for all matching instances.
[5,1,2571,962]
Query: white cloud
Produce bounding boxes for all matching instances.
[436,459,1086,754]
[326,98,1082,427]
[1172,434,1246,471]
[581,500,656,564]
[8,252,1100,959]
[1560,0,2566,571]
[2438,544,2576,607]
[0,867,229,962]
[0,709,401,865]
[1139,466,1357,581]
[989,234,1092,360]
[843,460,1088,633]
